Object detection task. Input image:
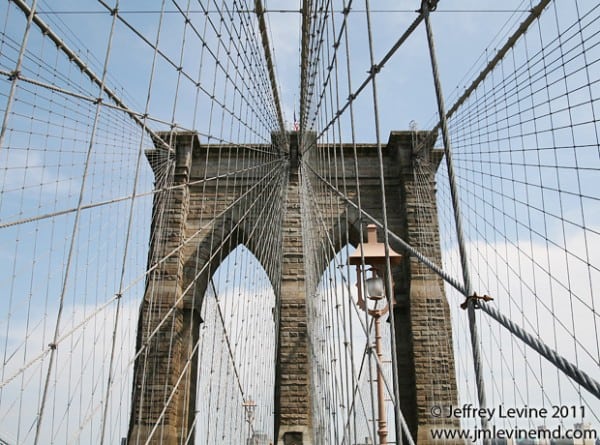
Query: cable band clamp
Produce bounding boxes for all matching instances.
[460,292,493,310]
[8,70,20,81]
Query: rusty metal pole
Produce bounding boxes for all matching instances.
[374,314,387,445]
[349,226,403,445]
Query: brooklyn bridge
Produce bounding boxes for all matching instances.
[0,0,599,444]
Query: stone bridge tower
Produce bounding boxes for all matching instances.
[128,130,461,444]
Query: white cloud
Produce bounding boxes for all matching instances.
[0,301,137,444]
[446,228,600,427]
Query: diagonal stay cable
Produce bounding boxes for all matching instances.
[303,161,600,401]
[9,0,174,153]
[305,11,425,151]
[0,159,285,391]
[301,167,417,443]
[421,0,489,437]
[209,278,247,404]
[0,160,278,229]
[431,0,552,137]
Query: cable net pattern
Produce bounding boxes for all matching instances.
[0,0,282,444]
[1,0,599,444]
[299,0,600,443]
[437,0,600,432]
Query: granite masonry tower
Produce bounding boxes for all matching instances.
[128,130,462,444]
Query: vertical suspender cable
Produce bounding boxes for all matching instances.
[254,0,286,138]
[420,0,489,438]
[98,2,126,443]
[363,1,411,443]
[33,1,123,441]
[340,3,363,443]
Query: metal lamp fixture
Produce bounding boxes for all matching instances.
[242,398,256,428]
[349,224,402,315]
[348,224,402,445]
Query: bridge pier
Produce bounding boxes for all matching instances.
[274,131,314,445]
[128,132,285,444]
[128,133,198,444]
[380,131,463,443]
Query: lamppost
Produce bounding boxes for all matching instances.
[349,224,402,445]
[242,399,256,444]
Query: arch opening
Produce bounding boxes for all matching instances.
[308,244,398,445]
[194,244,277,445]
